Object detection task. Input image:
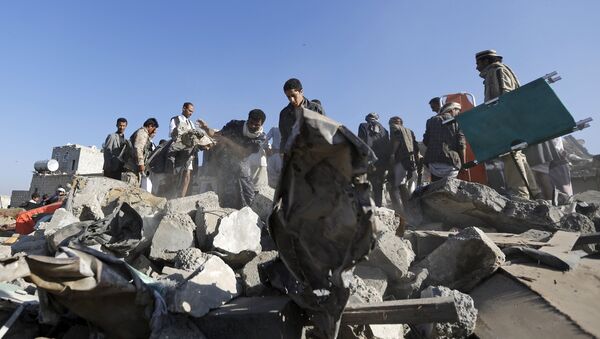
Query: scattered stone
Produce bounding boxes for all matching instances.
[412,227,505,292]
[0,245,11,259]
[250,185,275,222]
[40,208,79,236]
[368,324,405,339]
[195,206,236,250]
[212,207,263,268]
[373,207,400,235]
[347,273,383,304]
[418,285,477,339]
[174,248,205,272]
[163,253,239,317]
[352,264,388,300]
[416,178,592,234]
[149,213,196,262]
[362,231,415,284]
[240,250,279,297]
[166,192,220,219]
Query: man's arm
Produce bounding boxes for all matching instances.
[456,127,466,165]
[169,117,178,139]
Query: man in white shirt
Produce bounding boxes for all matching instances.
[169,102,201,197]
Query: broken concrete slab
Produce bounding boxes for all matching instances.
[412,227,505,292]
[195,206,236,250]
[362,231,414,284]
[166,191,220,219]
[149,213,196,262]
[372,207,401,236]
[162,253,239,317]
[348,273,384,304]
[352,264,388,301]
[240,250,279,297]
[212,207,262,268]
[416,178,593,234]
[40,208,79,236]
[418,285,477,339]
[250,185,274,222]
[69,176,167,243]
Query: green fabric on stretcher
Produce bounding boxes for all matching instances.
[456,78,576,162]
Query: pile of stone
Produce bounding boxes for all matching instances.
[1,175,598,339]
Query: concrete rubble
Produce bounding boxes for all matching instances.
[1,155,600,339]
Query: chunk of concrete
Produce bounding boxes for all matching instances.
[149,213,196,262]
[250,185,275,222]
[347,273,384,305]
[373,207,401,235]
[416,178,591,234]
[352,264,388,300]
[41,208,79,236]
[0,244,12,259]
[212,207,263,268]
[195,206,236,250]
[163,253,240,317]
[362,231,415,283]
[166,191,221,219]
[413,227,505,292]
[240,250,279,297]
[174,248,205,272]
[418,285,477,339]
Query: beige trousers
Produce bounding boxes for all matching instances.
[501,151,541,199]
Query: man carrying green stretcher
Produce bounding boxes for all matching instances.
[476,49,542,199]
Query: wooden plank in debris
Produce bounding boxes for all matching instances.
[538,231,581,269]
[341,296,457,325]
[410,230,548,247]
[574,232,600,247]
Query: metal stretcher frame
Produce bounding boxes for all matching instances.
[452,72,592,168]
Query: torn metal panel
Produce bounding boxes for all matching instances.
[269,108,376,338]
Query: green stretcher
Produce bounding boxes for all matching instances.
[454,74,591,166]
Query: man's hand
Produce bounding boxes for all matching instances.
[138,164,145,173]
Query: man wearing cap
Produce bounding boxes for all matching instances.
[423,102,466,181]
[476,49,541,199]
[358,113,390,206]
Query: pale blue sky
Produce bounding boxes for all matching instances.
[1,1,598,195]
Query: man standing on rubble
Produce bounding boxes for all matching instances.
[168,102,208,197]
[429,97,441,115]
[388,116,420,220]
[476,49,541,199]
[122,118,159,187]
[423,102,466,181]
[279,78,324,152]
[102,117,128,180]
[358,113,390,206]
[212,109,266,208]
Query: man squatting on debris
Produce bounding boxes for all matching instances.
[121,118,159,187]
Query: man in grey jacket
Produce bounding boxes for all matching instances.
[103,117,128,180]
[476,49,541,199]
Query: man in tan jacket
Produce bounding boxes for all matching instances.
[476,49,541,199]
[122,118,159,187]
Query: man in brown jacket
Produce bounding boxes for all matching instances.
[476,49,541,199]
[122,118,159,187]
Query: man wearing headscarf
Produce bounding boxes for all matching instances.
[476,49,541,199]
[423,102,466,181]
[358,112,390,206]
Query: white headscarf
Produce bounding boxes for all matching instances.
[243,121,263,139]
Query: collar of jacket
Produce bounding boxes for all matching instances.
[479,61,502,78]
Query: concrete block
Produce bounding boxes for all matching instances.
[174,248,205,272]
[413,227,505,292]
[240,250,279,297]
[195,206,236,250]
[418,285,477,339]
[149,213,196,262]
[167,191,221,219]
[212,207,262,268]
[163,253,240,317]
[250,185,274,222]
[42,208,80,236]
[363,231,415,283]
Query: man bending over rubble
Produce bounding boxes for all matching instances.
[212,109,266,208]
[122,118,159,187]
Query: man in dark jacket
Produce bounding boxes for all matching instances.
[278,78,324,152]
[358,112,390,206]
[214,109,267,208]
[423,102,466,182]
[388,116,420,216]
[102,117,128,180]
